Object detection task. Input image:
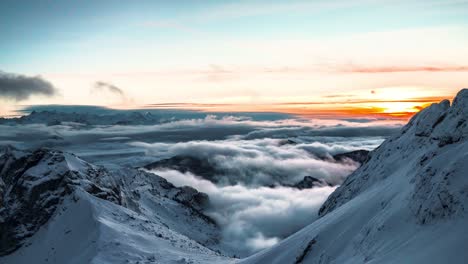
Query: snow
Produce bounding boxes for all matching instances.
[2,191,99,264]
[2,190,233,264]
[2,89,468,263]
[0,148,233,263]
[241,89,468,264]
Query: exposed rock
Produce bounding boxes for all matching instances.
[332,150,370,164]
[171,186,210,211]
[0,148,218,256]
[292,176,328,189]
[144,155,220,183]
[294,238,317,264]
[0,148,120,255]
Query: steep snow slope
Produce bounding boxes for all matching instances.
[242,89,468,264]
[0,148,232,263]
[2,190,231,264]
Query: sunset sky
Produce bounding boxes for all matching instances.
[1,0,467,118]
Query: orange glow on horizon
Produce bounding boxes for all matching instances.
[5,90,453,122]
[140,96,445,121]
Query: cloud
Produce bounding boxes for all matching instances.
[0,114,391,157]
[149,169,336,256]
[340,64,468,73]
[241,125,399,140]
[0,114,385,185]
[0,71,57,101]
[92,81,133,104]
[0,110,392,256]
[92,81,125,96]
[136,135,379,186]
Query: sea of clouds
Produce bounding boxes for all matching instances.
[0,108,401,256]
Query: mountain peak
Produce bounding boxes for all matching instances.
[0,148,222,258]
[396,88,467,147]
[319,89,468,217]
[452,88,468,108]
[242,88,468,264]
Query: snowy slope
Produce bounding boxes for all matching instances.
[241,89,468,264]
[0,147,233,263]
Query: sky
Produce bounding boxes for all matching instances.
[1,0,468,118]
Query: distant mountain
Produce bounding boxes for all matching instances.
[241,89,468,264]
[144,155,339,189]
[332,149,370,164]
[0,106,294,126]
[144,155,221,183]
[0,147,231,263]
[0,110,164,126]
[291,176,329,189]
[144,149,369,189]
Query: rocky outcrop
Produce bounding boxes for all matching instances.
[289,176,328,189]
[144,155,220,183]
[171,186,210,211]
[332,149,370,164]
[0,148,121,255]
[0,147,216,256]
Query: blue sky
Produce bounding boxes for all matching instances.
[1,0,468,117]
[2,0,468,72]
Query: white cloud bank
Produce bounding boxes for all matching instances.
[151,169,335,257]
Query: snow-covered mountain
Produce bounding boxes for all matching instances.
[241,89,468,264]
[2,89,467,263]
[0,147,233,264]
[0,110,164,126]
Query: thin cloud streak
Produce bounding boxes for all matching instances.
[93,81,125,96]
[340,65,468,73]
[91,81,134,106]
[136,96,446,121]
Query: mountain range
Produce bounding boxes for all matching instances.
[1,89,467,263]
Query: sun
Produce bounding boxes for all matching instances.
[359,86,446,118]
[378,102,424,114]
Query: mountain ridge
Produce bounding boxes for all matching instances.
[241,88,468,264]
[0,147,231,263]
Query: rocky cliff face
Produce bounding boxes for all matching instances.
[332,149,370,165]
[144,155,220,183]
[0,147,219,257]
[0,148,118,255]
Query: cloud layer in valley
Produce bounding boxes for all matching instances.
[0,112,392,167]
[0,109,393,256]
[151,169,336,256]
[136,136,376,186]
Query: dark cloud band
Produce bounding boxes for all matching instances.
[0,71,57,101]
